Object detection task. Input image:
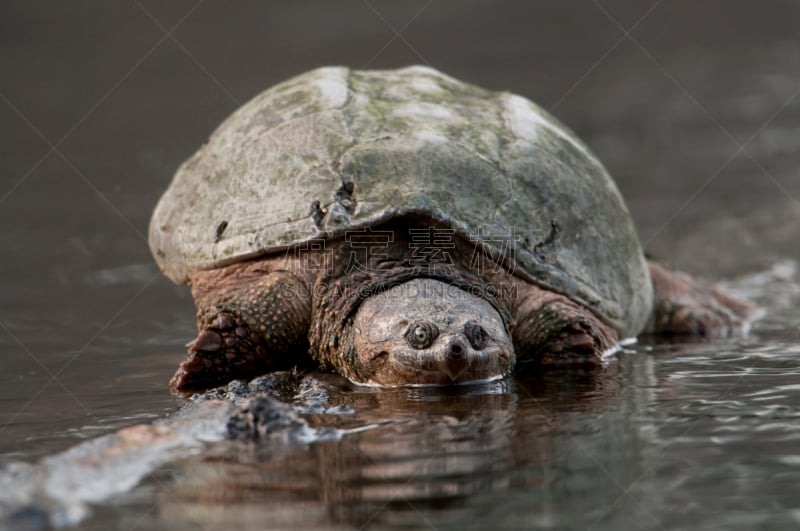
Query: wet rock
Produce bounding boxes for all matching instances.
[226,396,308,441]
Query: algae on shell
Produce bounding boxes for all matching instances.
[149,65,652,337]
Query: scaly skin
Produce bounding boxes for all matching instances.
[645,261,756,337]
[508,276,619,366]
[171,223,754,394]
[170,258,313,394]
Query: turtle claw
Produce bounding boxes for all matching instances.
[171,316,283,396]
[566,332,596,351]
[171,323,246,395]
[538,325,611,366]
[193,330,222,352]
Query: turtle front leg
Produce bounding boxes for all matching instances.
[170,259,313,395]
[509,280,619,366]
[645,260,756,337]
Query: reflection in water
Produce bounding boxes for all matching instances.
[95,287,800,531]
[142,369,653,531]
[6,310,800,530]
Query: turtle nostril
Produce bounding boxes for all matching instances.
[444,339,469,379]
[449,341,464,357]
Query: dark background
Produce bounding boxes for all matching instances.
[2,0,799,457]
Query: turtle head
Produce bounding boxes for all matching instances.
[349,278,514,386]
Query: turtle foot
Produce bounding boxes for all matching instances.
[513,288,619,366]
[169,313,274,396]
[532,303,619,365]
[173,262,314,396]
[646,261,757,337]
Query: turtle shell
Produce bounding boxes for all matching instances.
[149,66,652,337]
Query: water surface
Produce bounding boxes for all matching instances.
[3,1,800,529]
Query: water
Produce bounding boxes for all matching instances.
[4,273,800,531]
[3,1,800,529]
[16,303,800,530]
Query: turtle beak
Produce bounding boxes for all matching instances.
[441,338,469,381]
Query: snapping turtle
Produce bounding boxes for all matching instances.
[150,65,752,394]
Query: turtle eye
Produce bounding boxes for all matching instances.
[406,321,438,349]
[464,321,488,350]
